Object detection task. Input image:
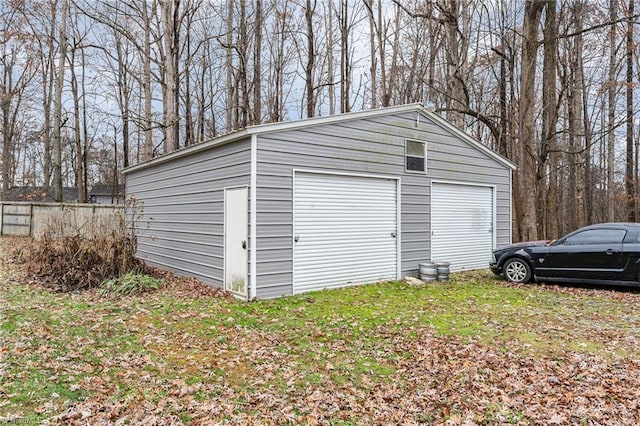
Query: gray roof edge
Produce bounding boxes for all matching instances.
[122,128,252,174]
[246,102,425,134]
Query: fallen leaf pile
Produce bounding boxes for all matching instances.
[144,266,232,300]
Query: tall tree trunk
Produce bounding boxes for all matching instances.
[426,1,438,105]
[197,49,206,142]
[172,0,180,147]
[518,0,544,241]
[1,87,12,199]
[305,0,316,117]
[607,0,618,221]
[572,8,585,228]
[542,0,559,239]
[160,0,179,152]
[498,51,508,157]
[445,0,464,127]
[69,48,86,202]
[384,2,401,107]
[52,0,68,202]
[184,13,193,146]
[339,0,350,113]
[268,1,287,123]
[625,0,635,221]
[81,46,89,202]
[580,36,593,224]
[326,2,335,115]
[142,0,154,160]
[115,33,130,169]
[225,0,234,131]
[238,0,248,128]
[253,0,262,124]
[508,35,518,239]
[365,0,377,108]
[42,0,57,190]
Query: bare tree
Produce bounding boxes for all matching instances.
[52,0,69,202]
[325,1,336,115]
[160,0,179,152]
[567,1,586,229]
[364,0,400,108]
[22,0,59,190]
[304,0,317,117]
[253,0,263,124]
[1,4,37,199]
[541,0,559,238]
[76,0,158,160]
[141,0,155,159]
[517,0,544,241]
[225,0,235,131]
[68,6,89,202]
[607,0,619,222]
[625,0,635,221]
[339,0,351,113]
[265,0,294,123]
[237,0,249,128]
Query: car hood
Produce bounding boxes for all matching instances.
[496,240,550,251]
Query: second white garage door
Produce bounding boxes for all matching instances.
[431,182,494,271]
[293,172,399,294]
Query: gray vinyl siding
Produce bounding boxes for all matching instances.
[125,139,251,288]
[254,110,511,298]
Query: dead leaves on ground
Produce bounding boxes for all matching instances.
[1,237,640,424]
[48,327,640,425]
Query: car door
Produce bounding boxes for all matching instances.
[619,230,640,282]
[544,228,626,281]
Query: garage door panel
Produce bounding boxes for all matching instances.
[296,220,396,227]
[431,183,494,271]
[294,173,398,293]
[297,270,396,285]
[295,247,398,262]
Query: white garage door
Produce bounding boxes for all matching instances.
[431,182,494,271]
[293,172,398,294]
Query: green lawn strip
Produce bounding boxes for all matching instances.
[231,277,640,359]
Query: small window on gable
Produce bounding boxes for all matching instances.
[406,139,426,172]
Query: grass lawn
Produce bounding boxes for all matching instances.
[1,239,640,424]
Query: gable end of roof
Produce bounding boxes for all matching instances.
[123,103,515,174]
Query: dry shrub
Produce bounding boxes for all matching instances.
[14,198,143,292]
[17,233,141,292]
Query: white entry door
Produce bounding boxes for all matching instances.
[224,187,248,297]
[431,182,494,271]
[293,172,399,294]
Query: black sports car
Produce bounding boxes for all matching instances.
[490,223,640,285]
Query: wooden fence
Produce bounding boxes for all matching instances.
[0,202,125,239]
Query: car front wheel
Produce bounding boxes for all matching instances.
[503,258,532,283]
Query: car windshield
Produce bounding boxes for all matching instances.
[550,228,628,246]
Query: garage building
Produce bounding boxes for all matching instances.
[123,103,515,299]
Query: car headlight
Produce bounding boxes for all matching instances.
[491,253,496,263]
